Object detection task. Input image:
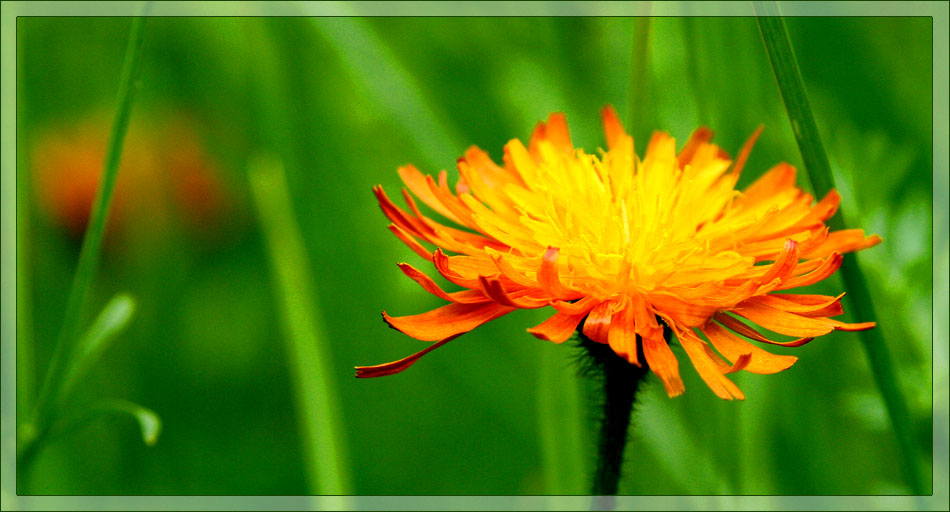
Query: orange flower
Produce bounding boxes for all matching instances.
[358,107,881,400]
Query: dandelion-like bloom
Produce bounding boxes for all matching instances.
[359,107,881,400]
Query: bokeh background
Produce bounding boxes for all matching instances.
[13,13,939,496]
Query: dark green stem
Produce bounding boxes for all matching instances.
[755,5,924,495]
[579,333,651,496]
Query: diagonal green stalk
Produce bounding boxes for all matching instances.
[248,156,353,503]
[31,11,147,442]
[754,4,925,495]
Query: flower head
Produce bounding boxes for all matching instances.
[359,107,880,400]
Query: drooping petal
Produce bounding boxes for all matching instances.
[356,334,461,378]
[754,293,845,318]
[383,301,514,341]
[827,318,876,331]
[582,300,615,344]
[702,321,797,374]
[633,297,684,397]
[551,296,601,315]
[731,299,836,337]
[607,304,640,366]
[676,327,745,400]
[714,313,815,347]
[528,310,588,343]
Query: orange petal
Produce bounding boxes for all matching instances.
[635,299,684,398]
[702,321,797,374]
[489,252,539,288]
[677,327,745,400]
[739,162,797,205]
[387,224,432,262]
[700,343,753,374]
[677,126,715,169]
[477,275,546,309]
[730,124,764,181]
[397,165,463,224]
[542,112,574,154]
[607,305,640,366]
[758,239,800,286]
[528,310,587,343]
[355,334,461,378]
[550,296,599,317]
[800,229,882,259]
[601,105,627,150]
[582,301,615,344]
[827,319,876,331]
[776,252,843,290]
[754,292,845,318]
[538,247,580,300]
[382,301,514,342]
[731,300,836,337]
[398,263,485,304]
[714,313,815,347]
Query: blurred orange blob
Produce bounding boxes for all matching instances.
[31,109,234,242]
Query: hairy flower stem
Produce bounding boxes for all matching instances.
[579,331,652,496]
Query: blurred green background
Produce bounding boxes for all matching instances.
[14,14,936,496]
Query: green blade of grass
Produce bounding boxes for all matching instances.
[248,155,353,501]
[33,13,148,431]
[536,345,586,495]
[626,15,653,147]
[754,3,925,495]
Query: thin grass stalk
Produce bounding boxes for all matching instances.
[31,11,147,443]
[248,156,352,503]
[244,19,352,501]
[536,345,586,495]
[754,4,925,495]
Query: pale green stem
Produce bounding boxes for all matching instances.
[537,345,586,495]
[248,156,353,503]
[755,3,925,495]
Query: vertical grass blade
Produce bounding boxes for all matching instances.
[755,3,925,495]
[33,12,147,433]
[248,155,353,503]
[626,15,653,146]
[536,345,586,495]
